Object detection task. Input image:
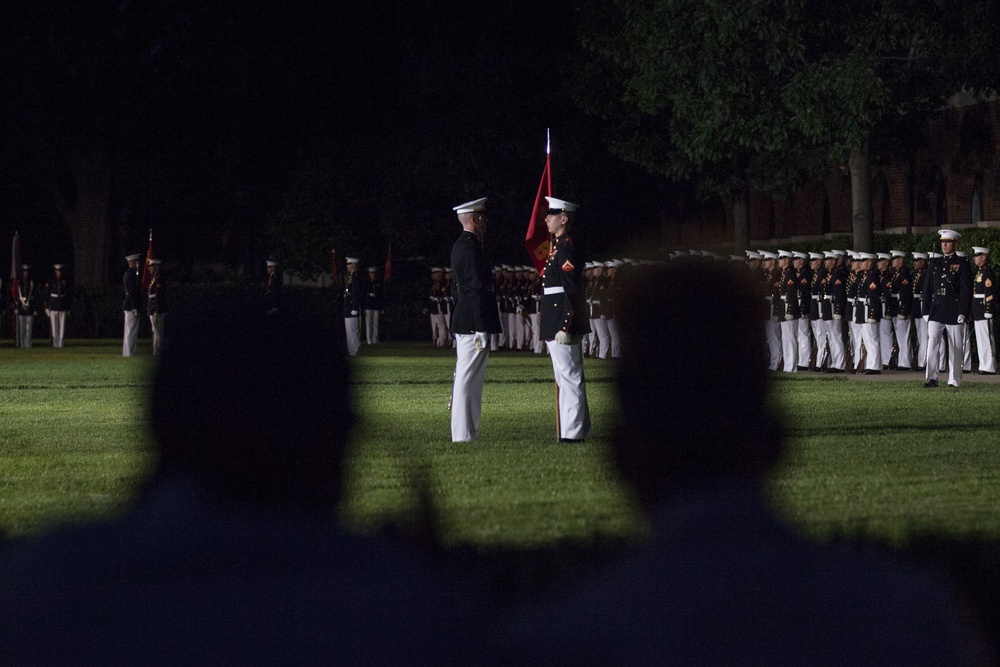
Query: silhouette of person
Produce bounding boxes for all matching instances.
[493,258,970,666]
[0,303,486,666]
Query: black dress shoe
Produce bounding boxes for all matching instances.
[863,370,881,375]
[826,368,845,373]
[978,370,996,375]
[923,379,939,388]
[896,367,911,372]
[559,438,585,443]
[797,366,810,371]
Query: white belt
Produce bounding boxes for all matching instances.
[544,286,565,295]
[975,293,986,298]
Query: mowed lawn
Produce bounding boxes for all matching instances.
[2,340,999,547]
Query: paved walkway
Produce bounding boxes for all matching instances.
[785,368,1000,383]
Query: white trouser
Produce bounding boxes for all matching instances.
[49,310,66,348]
[879,319,894,367]
[150,314,165,356]
[926,320,965,386]
[547,339,591,441]
[607,318,621,358]
[850,321,863,370]
[811,319,827,368]
[584,320,596,356]
[826,318,846,370]
[364,309,380,344]
[451,334,491,442]
[861,321,881,371]
[594,317,611,359]
[914,315,929,368]
[431,313,448,347]
[974,318,996,373]
[780,319,798,372]
[530,313,543,353]
[765,320,781,371]
[963,323,973,371]
[797,318,812,368]
[893,317,913,369]
[344,316,360,356]
[17,315,33,348]
[509,312,524,350]
[123,309,139,357]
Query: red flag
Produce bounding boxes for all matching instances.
[525,130,553,274]
[331,248,338,282]
[384,244,393,283]
[141,229,155,288]
[10,231,20,305]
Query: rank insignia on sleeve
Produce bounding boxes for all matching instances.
[902,279,909,285]
[562,260,575,272]
[988,279,993,288]
[835,279,842,285]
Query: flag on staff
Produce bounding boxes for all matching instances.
[10,231,20,305]
[141,229,155,288]
[525,129,553,274]
[384,244,393,283]
[331,248,339,282]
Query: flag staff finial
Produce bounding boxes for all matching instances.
[546,128,550,155]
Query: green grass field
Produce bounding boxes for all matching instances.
[2,340,1000,547]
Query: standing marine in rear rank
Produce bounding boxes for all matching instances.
[971,246,996,374]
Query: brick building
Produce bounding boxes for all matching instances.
[659,97,1000,250]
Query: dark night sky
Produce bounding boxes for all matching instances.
[0,0,666,277]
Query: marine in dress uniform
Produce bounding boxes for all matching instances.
[792,252,812,370]
[824,251,848,372]
[874,253,895,369]
[885,250,914,370]
[592,263,611,358]
[45,263,70,348]
[427,267,448,347]
[846,253,865,371]
[970,246,996,374]
[760,252,782,371]
[605,260,623,359]
[147,259,166,356]
[856,253,883,374]
[911,252,929,370]
[807,253,826,370]
[15,265,36,348]
[923,230,973,388]
[364,266,385,344]
[775,251,799,372]
[262,260,281,315]
[449,197,502,442]
[540,196,591,442]
[342,257,362,356]
[122,253,142,357]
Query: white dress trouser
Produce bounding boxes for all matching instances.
[879,319,894,367]
[150,314,165,356]
[893,317,913,369]
[849,321,863,370]
[797,318,812,368]
[914,314,929,368]
[765,320,781,371]
[963,323,973,371]
[780,319,798,372]
[607,318,621,358]
[861,322,881,371]
[826,318,846,370]
[123,310,139,357]
[530,313,542,353]
[594,317,611,359]
[811,319,826,368]
[547,339,591,441]
[364,309,380,344]
[974,318,996,373]
[49,310,66,348]
[344,316,360,356]
[926,320,965,386]
[17,315,33,348]
[451,334,490,442]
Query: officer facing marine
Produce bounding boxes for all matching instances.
[540,196,591,442]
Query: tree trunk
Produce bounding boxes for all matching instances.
[66,151,111,287]
[732,185,750,253]
[849,137,873,252]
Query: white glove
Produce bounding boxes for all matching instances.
[833,314,842,321]
[867,318,877,324]
[986,313,993,319]
[784,314,794,321]
[474,331,489,351]
[771,316,779,323]
[923,315,929,322]
[350,310,358,316]
[131,309,138,317]
[957,315,966,324]
[555,331,572,345]
[45,309,51,317]
[897,314,906,321]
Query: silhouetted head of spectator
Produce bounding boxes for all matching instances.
[613,259,783,508]
[149,304,354,514]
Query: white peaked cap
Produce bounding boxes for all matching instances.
[453,197,487,214]
[544,197,579,212]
